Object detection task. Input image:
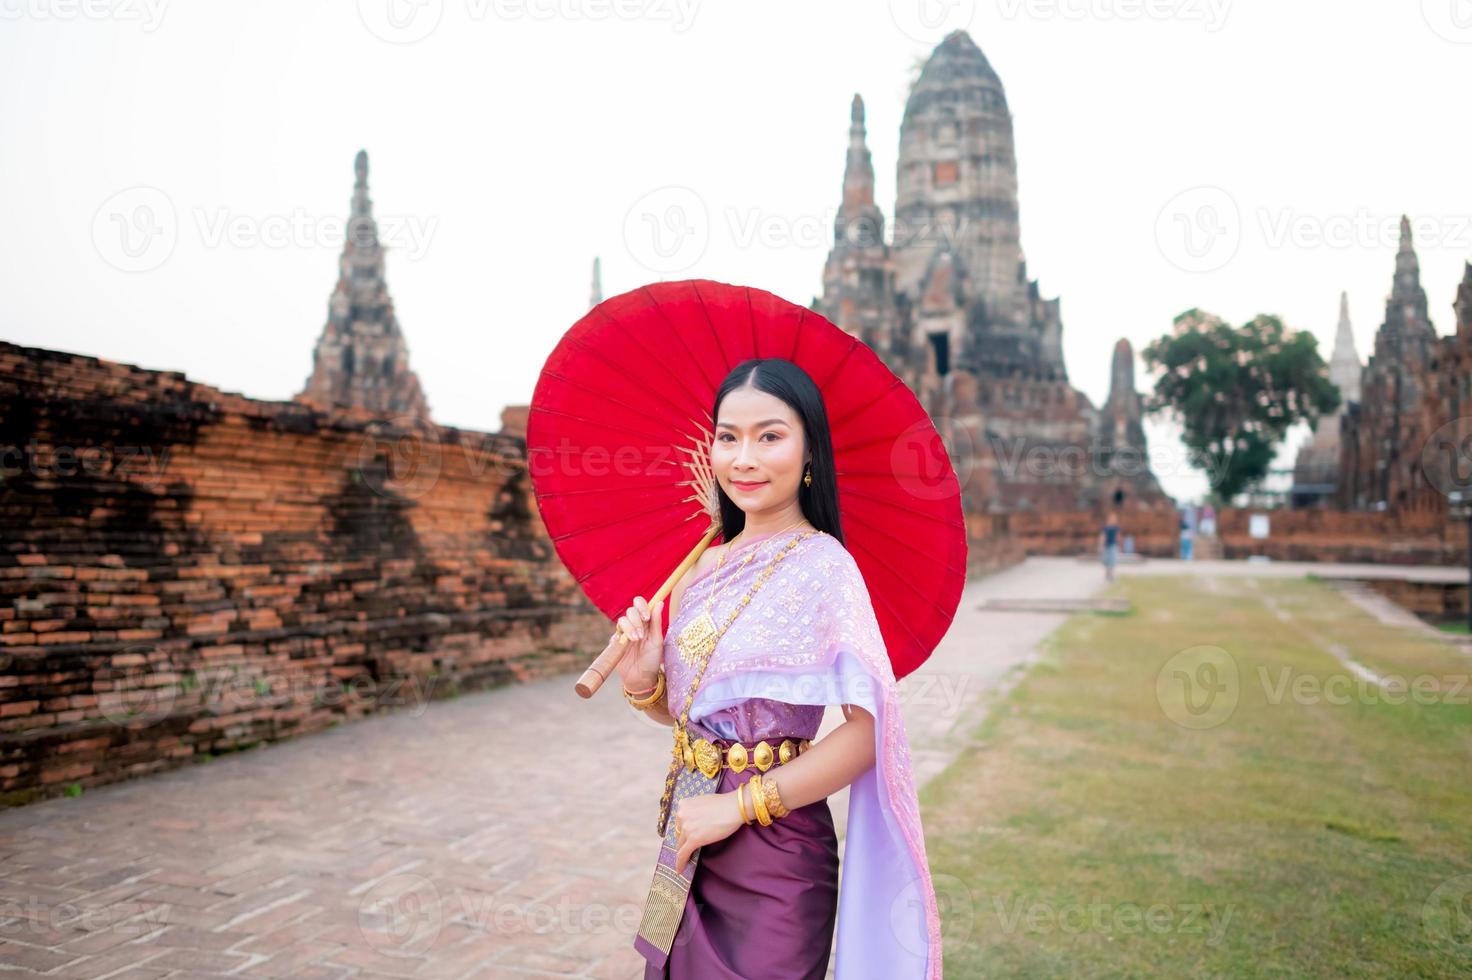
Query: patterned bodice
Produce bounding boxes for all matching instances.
[661,529,829,742]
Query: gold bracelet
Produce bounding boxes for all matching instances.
[624,670,665,709]
[760,772,790,820]
[631,678,665,710]
[736,783,751,825]
[623,667,662,698]
[748,773,773,826]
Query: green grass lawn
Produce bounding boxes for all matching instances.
[922,574,1472,978]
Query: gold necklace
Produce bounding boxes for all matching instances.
[703,518,805,627]
[676,517,806,666]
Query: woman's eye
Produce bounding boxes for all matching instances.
[717,433,779,442]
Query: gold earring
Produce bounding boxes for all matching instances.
[803,465,812,488]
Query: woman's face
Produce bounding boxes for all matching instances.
[712,386,808,513]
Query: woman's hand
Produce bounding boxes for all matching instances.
[672,789,745,874]
[612,594,664,694]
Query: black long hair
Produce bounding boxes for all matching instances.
[712,358,845,546]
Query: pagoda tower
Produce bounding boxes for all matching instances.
[296,150,432,420]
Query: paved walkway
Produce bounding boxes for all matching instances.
[0,553,1449,978]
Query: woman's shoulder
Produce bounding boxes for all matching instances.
[671,543,726,614]
[797,530,862,580]
[806,528,849,556]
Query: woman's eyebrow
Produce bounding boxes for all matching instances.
[716,419,790,429]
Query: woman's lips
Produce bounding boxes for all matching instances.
[731,480,768,492]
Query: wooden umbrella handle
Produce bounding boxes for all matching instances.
[574,522,723,699]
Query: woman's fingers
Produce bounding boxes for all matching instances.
[621,600,644,638]
[627,598,655,640]
[675,836,697,875]
[647,598,664,642]
[673,809,695,873]
[616,596,666,648]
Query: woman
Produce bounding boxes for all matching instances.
[604,357,943,979]
[1098,509,1120,582]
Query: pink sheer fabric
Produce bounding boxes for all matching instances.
[660,528,943,978]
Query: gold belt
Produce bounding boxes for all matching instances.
[673,730,812,779]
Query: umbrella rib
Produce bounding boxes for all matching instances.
[829,376,906,430]
[556,503,708,582]
[844,534,929,659]
[833,468,962,482]
[746,288,757,354]
[554,497,695,538]
[632,284,720,406]
[564,325,699,414]
[817,337,860,390]
[834,424,941,456]
[539,362,694,437]
[692,281,734,375]
[790,310,806,362]
[527,405,685,451]
[834,497,969,582]
[838,484,967,534]
[583,308,710,418]
[534,482,687,499]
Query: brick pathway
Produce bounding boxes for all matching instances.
[0,557,1120,978]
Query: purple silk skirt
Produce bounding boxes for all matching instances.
[643,729,840,980]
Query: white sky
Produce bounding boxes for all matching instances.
[2,0,1469,506]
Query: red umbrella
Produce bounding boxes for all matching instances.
[526,279,966,696]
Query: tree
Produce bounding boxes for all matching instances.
[1141,309,1341,502]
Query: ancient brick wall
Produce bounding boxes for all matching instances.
[0,342,606,806]
[1357,578,1467,622]
[988,506,1469,566]
[965,513,1025,576]
[1214,507,1465,564]
[1007,508,1181,558]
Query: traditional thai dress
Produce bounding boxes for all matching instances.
[639,527,943,979]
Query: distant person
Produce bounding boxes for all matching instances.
[1179,510,1194,560]
[1200,503,1216,538]
[1098,510,1120,581]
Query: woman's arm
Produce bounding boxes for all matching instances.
[668,702,878,873]
[642,700,677,727]
[756,703,876,811]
